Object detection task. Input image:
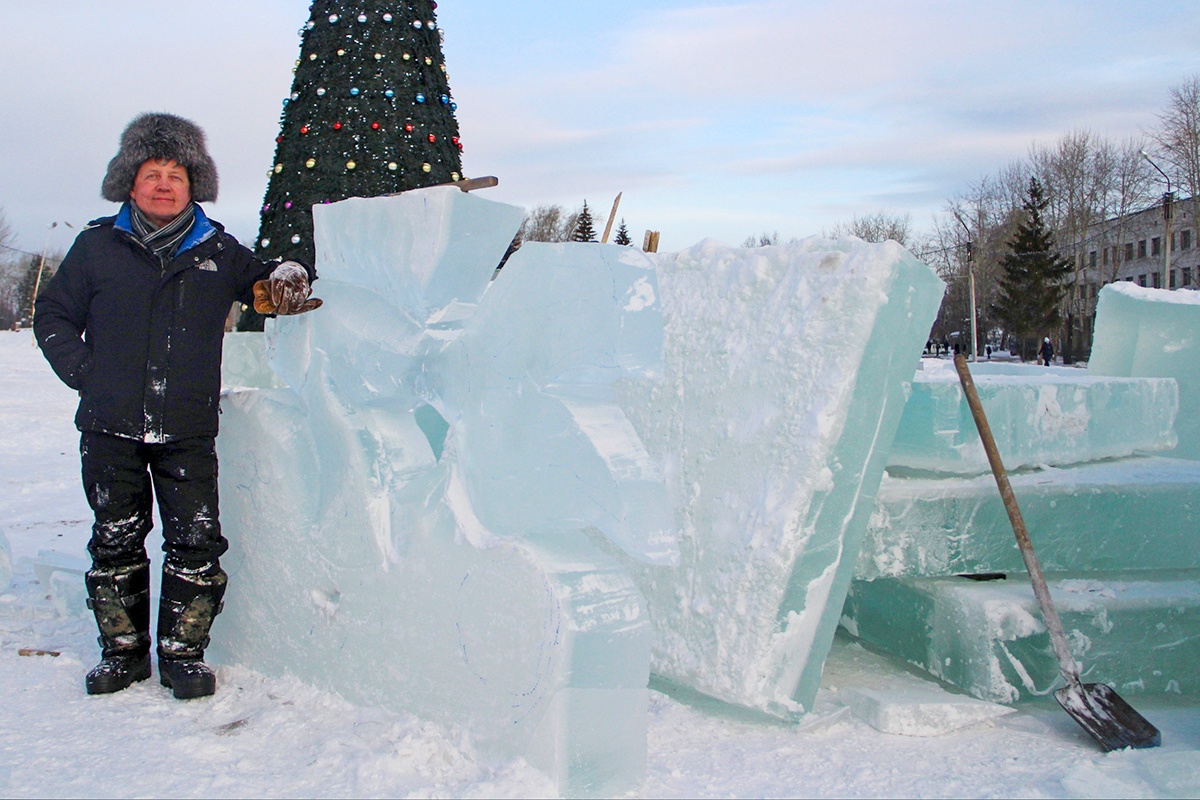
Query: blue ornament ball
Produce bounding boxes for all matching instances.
[416,93,426,103]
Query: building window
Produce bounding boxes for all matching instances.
[1170,269,1177,289]
[1152,237,1161,257]
[1103,248,1109,266]
[1139,274,1147,286]
[1184,268,1193,287]
[1125,243,1135,262]
[1089,250,1097,269]
[1183,230,1193,251]
[1138,240,1147,259]
[1153,272,1161,288]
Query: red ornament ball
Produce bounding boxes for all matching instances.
[333,121,343,130]
[276,136,283,143]
[404,123,415,133]
[371,122,381,130]
[428,134,437,143]
[300,125,310,134]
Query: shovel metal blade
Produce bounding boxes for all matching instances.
[1054,682,1161,751]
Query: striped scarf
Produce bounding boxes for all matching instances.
[129,201,197,262]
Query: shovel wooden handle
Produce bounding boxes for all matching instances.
[953,355,1079,689]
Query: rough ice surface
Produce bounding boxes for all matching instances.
[211,188,665,796]
[615,237,944,719]
[888,360,1177,475]
[842,573,1200,702]
[856,457,1200,579]
[1089,282,1200,459]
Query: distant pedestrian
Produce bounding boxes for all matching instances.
[986,344,992,360]
[1039,337,1054,366]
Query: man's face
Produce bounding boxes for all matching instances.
[129,158,191,228]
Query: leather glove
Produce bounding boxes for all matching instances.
[253,262,322,315]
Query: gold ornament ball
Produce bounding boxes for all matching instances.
[422,163,432,173]
[451,172,460,181]
[388,162,398,171]
[346,160,357,170]
[337,48,345,56]
[274,164,283,174]
[305,158,316,169]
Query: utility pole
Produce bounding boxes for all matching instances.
[1141,150,1174,289]
[953,211,978,361]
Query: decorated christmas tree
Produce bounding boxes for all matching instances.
[245,1,463,328]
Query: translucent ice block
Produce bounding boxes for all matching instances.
[220,332,283,391]
[1089,282,1200,459]
[857,457,1200,579]
[211,188,664,796]
[842,572,1200,702]
[615,238,944,718]
[888,360,1177,474]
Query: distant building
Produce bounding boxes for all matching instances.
[1061,197,1197,361]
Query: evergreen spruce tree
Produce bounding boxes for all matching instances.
[613,219,631,246]
[243,0,464,329]
[991,177,1071,360]
[570,201,597,243]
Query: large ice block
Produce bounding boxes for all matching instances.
[842,572,1200,702]
[888,360,1177,474]
[1089,282,1200,459]
[615,238,944,718]
[857,457,1200,579]
[211,188,666,796]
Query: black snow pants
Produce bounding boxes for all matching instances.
[81,431,228,571]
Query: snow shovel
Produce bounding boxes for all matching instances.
[953,355,1160,751]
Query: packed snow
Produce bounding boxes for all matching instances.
[2,331,1198,797]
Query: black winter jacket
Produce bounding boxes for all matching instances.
[34,203,307,443]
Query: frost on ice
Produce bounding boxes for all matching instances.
[210,187,944,794]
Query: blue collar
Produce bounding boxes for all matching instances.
[115,202,217,256]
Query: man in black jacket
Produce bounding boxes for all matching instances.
[34,113,320,699]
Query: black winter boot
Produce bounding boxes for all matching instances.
[84,560,153,695]
[157,564,227,699]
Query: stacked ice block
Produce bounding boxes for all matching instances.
[846,287,1200,701]
[616,238,945,718]
[1089,282,1200,459]
[211,189,661,796]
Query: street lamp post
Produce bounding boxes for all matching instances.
[1141,150,1174,289]
[29,220,73,343]
[953,211,978,361]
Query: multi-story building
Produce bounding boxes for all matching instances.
[1059,197,1197,361]
[1083,197,1199,291]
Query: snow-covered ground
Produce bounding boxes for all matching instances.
[1,329,1197,798]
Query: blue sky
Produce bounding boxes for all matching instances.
[1,1,1198,258]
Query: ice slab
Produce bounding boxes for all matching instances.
[0,528,12,592]
[888,360,1177,475]
[840,686,1015,736]
[857,457,1200,579]
[32,550,89,618]
[614,237,944,719]
[1090,282,1200,459]
[842,572,1200,702]
[212,188,665,796]
[220,332,283,391]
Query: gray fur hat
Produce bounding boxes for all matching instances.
[101,112,219,203]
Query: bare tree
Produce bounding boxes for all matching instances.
[0,208,24,329]
[520,204,580,243]
[741,231,779,247]
[827,212,912,246]
[1148,74,1200,245]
